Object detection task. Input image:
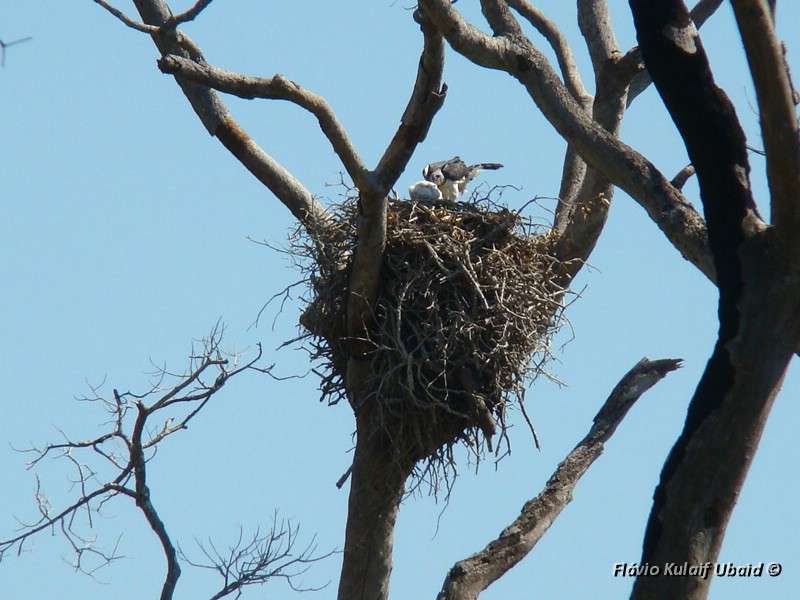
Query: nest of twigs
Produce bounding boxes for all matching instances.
[293,190,567,484]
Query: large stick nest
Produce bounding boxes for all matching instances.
[294,190,568,483]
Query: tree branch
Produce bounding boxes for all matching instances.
[94,0,159,33]
[437,358,683,600]
[420,0,716,283]
[627,0,725,106]
[731,0,800,238]
[577,0,620,72]
[167,0,214,27]
[507,0,591,108]
[157,55,372,192]
[337,13,448,599]
[373,9,448,190]
[479,0,524,37]
[94,0,333,232]
[179,518,333,600]
[671,164,696,190]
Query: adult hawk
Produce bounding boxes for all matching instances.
[422,156,503,202]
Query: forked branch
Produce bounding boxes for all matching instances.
[94,0,330,231]
[157,55,372,193]
[180,517,334,600]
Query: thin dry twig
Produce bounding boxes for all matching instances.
[179,516,335,600]
[1,327,276,600]
[0,36,33,67]
[93,0,160,33]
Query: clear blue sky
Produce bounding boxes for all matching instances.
[2,1,798,598]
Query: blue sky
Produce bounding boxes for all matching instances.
[1,1,798,598]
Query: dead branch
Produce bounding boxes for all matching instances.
[627,2,798,598]
[507,0,591,109]
[671,164,696,191]
[437,358,682,600]
[94,0,331,231]
[419,0,716,283]
[577,0,620,73]
[93,0,159,33]
[374,9,447,190]
[0,328,276,600]
[167,0,214,28]
[731,0,800,237]
[157,55,372,193]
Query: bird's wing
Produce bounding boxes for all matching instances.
[440,157,470,180]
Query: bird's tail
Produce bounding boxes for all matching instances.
[475,162,503,170]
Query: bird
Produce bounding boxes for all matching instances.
[408,180,443,202]
[422,156,503,202]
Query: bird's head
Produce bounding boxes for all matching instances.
[423,164,445,185]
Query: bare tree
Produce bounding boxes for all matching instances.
[4,1,798,599]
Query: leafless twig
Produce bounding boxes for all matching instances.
[179,515,335,600]
[0,36,32,67]
[1,326,278,600]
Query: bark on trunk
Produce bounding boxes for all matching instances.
[337,416,410,600]
[632,234,799,599]
[628,2,800,597]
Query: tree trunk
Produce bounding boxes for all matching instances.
[628,2,800,597]
[632,232,799,599]
[337,413,410,600]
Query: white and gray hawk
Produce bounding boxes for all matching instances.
[422,156,503,202]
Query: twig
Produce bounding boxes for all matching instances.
[1,328,274,600]
[0,36,33,67]
[93,1,159,33]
